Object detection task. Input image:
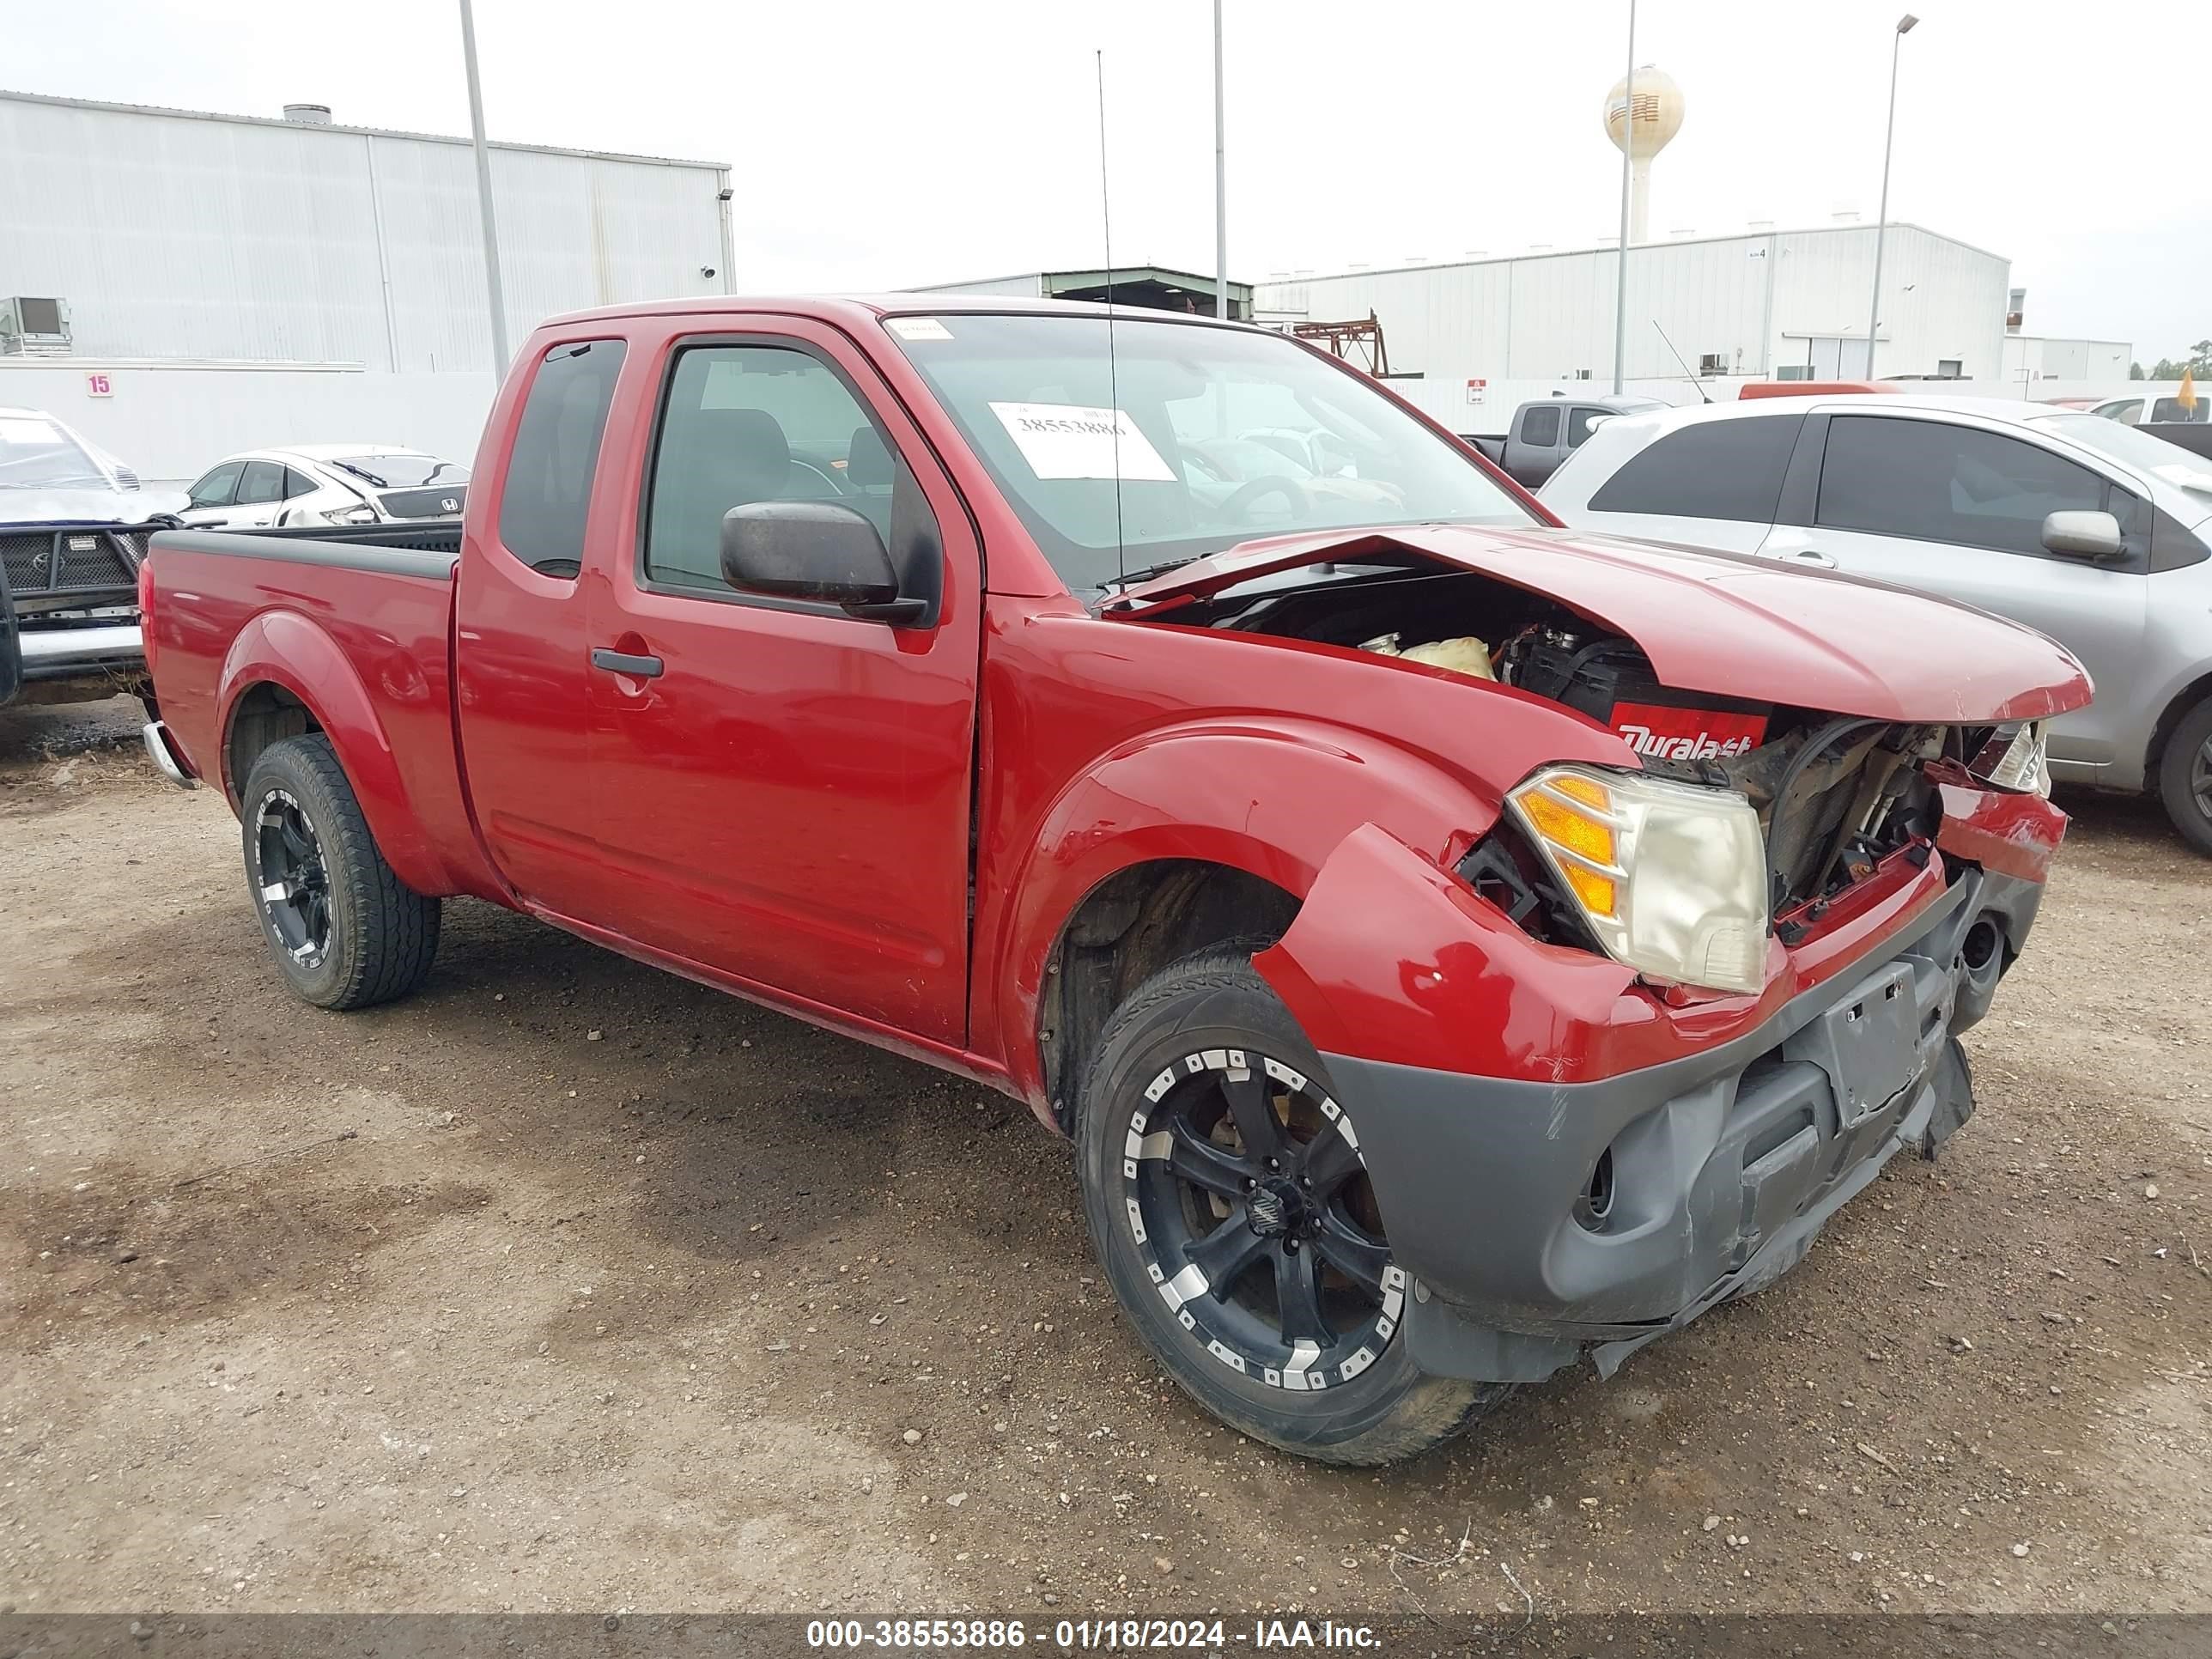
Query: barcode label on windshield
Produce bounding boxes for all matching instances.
[988,401,1176,483]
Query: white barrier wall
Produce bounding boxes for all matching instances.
[0,361,499,482]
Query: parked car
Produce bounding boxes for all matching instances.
[2086,392,2204,427]
[143,297,2085,1465]
[177,445,469,531]
[1542,393,2212,850]
[1462,394,1666,487]
[0,405,181,708]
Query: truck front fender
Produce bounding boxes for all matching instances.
[991,719,1502,1098]
[1252,821,1640,1079]
[217,610,447,896]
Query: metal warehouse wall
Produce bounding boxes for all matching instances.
[0,92,730,374]
[1256,222,2008,387]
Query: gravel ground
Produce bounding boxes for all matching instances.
[1,696,2207,1622]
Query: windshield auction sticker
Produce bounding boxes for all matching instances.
[988,401,1176,482]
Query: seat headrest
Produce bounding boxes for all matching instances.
[688,405,791,499]
[847,423,892,488]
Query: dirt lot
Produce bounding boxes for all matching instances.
[2,696,2208,1625]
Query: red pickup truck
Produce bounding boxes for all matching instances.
[140,295,2087,1465]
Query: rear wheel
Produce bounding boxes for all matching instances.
[1075,949,1511,1466]
[239,734,441,1009]
[2156,698,2212,857]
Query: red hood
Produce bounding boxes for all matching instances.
[1103,524,2093,725]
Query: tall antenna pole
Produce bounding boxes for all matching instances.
[1213,0,1229,320]
[1611,0,1637,395]
[1097,50,1125,580]
[458,0,510,372]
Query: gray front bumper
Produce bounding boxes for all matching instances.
[1322,866,2043,1385]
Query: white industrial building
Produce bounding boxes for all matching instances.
[1999,334,2133,387]
[0,88,732,476]
[1255,220,2014,428]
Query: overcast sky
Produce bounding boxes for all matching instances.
[15,0,2209,359]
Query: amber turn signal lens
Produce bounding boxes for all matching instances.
[1519,789,1617,867]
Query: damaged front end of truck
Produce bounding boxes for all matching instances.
[1101,522,2087,1385]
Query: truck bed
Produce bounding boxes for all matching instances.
[144,524,496,901]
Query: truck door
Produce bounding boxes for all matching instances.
[580,320,981,1046]
[453,337,630,909]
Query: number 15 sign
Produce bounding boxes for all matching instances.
[85,372,113,398]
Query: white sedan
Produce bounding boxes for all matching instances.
[177,444,470,530]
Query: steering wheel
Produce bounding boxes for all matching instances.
[1217,475,1313,524]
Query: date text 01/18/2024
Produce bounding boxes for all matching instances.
[803,1618,1382,1650]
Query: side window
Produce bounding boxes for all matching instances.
[188,461,242,507]
[2151,397,2208,423]
[1587,413,1804,522]
[283,467,318,499]
[237,459,287,504]
[1518,404,1562,447]
[2095,399,2144,425]
[1816,416,2108,557]
[499,338,628,578]
[641,343,939,599]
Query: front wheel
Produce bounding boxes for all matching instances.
[239,734,441,1009]
[2156,698,2212,857]
[1075,950,1510,1466]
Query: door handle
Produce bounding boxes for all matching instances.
[1778,547,1837,569]
[590,647,664,678]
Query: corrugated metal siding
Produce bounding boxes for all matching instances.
[1770,225,2008,379]
[0,94,725,373]
[1255,223,2008,386]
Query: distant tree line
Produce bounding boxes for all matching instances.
[2130,340,2212,380]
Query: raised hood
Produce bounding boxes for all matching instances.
[1103,524,2092,725]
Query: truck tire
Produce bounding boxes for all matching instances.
[1075,949,1511,1466]
[2157,697,2212,858]
[239,734,441,1009]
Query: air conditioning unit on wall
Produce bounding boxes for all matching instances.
[0,297,72,356]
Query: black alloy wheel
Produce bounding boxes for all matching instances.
[1077,950,1510,1464]
[254,788,333,970]
[1122,1045,1401,1391]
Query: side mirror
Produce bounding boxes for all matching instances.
[2041,508,2126,561]
[720,501,925,623]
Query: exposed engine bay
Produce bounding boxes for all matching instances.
[1182,564,2013,937]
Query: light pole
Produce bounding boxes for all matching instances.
[458,0,511,373]
[1865,13,1917,379]
[1610,0,1636,395]
[1213,0,1229,319]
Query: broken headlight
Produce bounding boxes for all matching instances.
[1506,765,1770,995]
[1982,721,2050,796]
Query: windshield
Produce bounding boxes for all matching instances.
[888,313,1533,591]
[0,414,110,490]
[333,453,469,489]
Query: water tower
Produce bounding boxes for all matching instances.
[1603,65,1685,245]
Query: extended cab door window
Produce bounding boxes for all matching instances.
[498,339,628,580]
